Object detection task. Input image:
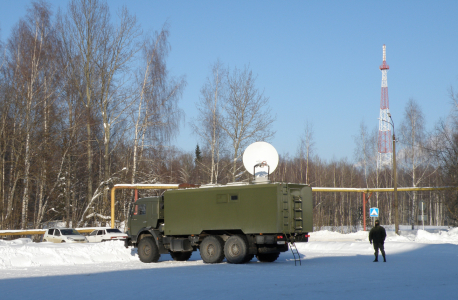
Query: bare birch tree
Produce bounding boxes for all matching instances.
[220,66,275,182]
[6,2,59,229]
[400,98,434,228]
[131,25,168,187]
[57,0,107,222]
[96,5,141,208]
[299,121,314,184]
[354,121,378,188]
[131,23,185,187]
[0,30,5,227]
[430,89,458,223]
[1,50,24,228]
[191,60,227,184]
[58,0,142,223]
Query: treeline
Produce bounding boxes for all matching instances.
[1,0,457,231]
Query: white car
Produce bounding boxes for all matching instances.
[87,228,128,243]
[43,228,88,243]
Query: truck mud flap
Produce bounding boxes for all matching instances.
[124,237,132,248]
[292,233,310,243]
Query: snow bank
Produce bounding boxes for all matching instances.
[1,228,458,270]
[0,240,137,269]
[310,230,368,241]
[415,228,458,244]
[310,227,458,244]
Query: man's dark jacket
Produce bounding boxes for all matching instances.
[369,224,386,244]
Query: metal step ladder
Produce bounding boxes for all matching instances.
[289,241,301,266]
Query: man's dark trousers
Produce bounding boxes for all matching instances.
[373,242,386,262]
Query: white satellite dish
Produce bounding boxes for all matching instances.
[243,141,279,178]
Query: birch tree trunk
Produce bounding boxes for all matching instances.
[21,22,43,229]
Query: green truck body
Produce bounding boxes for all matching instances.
[126,182,312,264]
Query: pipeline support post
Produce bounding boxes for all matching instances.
[363,192,373,231]
[110,187,116,228]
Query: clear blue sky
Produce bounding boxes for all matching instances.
[1,0,457,161]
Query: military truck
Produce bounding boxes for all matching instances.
[125,182,312,264]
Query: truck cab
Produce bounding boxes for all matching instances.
[128,196,163,242]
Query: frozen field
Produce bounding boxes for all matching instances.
[1,227,458,299]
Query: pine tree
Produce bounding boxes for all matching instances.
[195,144,202,164]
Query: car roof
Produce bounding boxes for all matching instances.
[48,227,73,230]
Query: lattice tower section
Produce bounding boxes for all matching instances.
[377,44,392,169]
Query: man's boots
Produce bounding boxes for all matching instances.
[373,253,378,262]
[383,254,386,262]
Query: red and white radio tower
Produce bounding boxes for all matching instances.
[377,44,392,169]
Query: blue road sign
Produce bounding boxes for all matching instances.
[370,207,379,217]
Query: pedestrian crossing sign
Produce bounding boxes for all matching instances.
[370,207,379,217]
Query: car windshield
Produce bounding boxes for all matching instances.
[106,229,121,233]
[60,229,80,235]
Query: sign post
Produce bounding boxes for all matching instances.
[370,207,379,226]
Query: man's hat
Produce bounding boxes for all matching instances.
[375,220,380,225]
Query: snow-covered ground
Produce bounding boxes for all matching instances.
[1,227,458,299]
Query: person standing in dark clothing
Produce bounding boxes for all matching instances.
[369,219,386,262]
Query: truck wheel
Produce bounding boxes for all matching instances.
[224,235,249,264]
[138,237,160,263]
[200,235,225,264]
[256,252,280,262]
[170,251,192,261]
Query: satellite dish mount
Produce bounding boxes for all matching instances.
[253,161,270,180]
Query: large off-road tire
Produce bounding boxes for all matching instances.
[138,237,160,263]
[224,235,249,264]
[256,252,280,262]
[200,235,225,264]
[170,251,193,261]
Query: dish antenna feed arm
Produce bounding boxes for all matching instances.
[253,161,270,180]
